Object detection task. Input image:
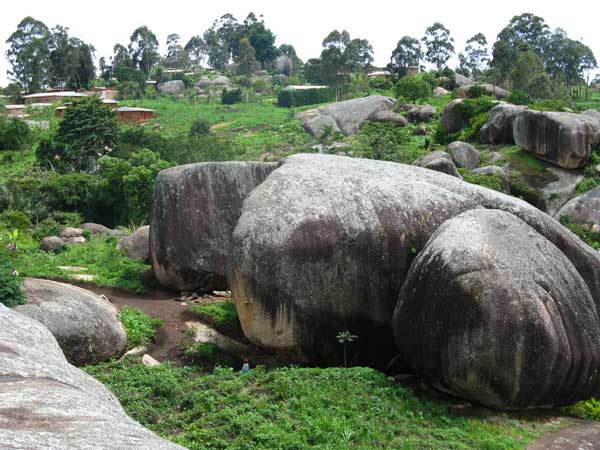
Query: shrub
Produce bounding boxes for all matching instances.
[183,342,220,364]
[0,210,31,231]
[119,305,164,349]
[189,119,211,137]
[530,99,570,112]
[277,87,336,108]
[459,169,503,192]
[0,257,25,307]
[118,81,144,100]
[566,398,600,422]
[466,84,487,98]
[506,90,532,105]
[0,117,32,151]
[560,215,600,251]
[394,76,431,103]
[368,76,393,91]
[222,88,242,105]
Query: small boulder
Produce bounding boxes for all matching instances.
[124,345,148,357]
[433,86,450,97]
[64,236,86,245]
[186,321,250,354]
[441,99,467,133]
[117,225,150,262]
[157,80,185,95]
[17,278,127,366]
[455,73,475,87]
[415,151,462,179]
[472,166,511,193]
[407,105,436,123]
[211,75,232,87]
[40,236,64,252]
[556,186,600,227]
[81,223,122,236]
[447,141,481,169]
[369,110,408,126]
[142,354,161,367]
[486,151,505,165]
[60,227,83,239]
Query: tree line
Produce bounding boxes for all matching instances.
[3,12,599,98]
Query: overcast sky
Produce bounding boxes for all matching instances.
[1,0,599,87]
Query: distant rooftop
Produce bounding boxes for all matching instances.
[23,91,87,99]
[282,85,329,91]
[117,107,154,112]
[367,70,391,77]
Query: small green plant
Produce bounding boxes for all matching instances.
[189,119,211,137]
[188,301,238,328]
[183,341,220,364]
[336,330,358,368]
[0,255,25,307]
[0,210,31,232]
[1,228,20,259]
[119,305,164,349]
[566,398,600,421]
[222,88,242,105]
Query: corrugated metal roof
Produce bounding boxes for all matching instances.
[117,107,154,112]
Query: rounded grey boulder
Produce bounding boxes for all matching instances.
[415,151,462,178]
[16,278,127,366]
[393,209,600,409]
[472,166,511,193]
[369,110,408,126]
[556,186,600,227]
[480,103,528,144]
[157,80,185,95]
[441,99,467,133]
[117,225,150,262]
[447,141,481,169]
[0,303,184,449]
[40,235,65,252]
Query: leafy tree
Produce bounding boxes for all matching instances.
[236,38,259,75]
[203,27,229,69]
[242,13,278,67]
[458,33,488,80]
[511,49,551,99]
[0,117,31,151]
[48,26,96,90]
[184,36,207,69]
[545,29,597,90]
[421,22,455,70]
[389,36,422,76]
[6,17,51,92]
[394,75,431,103]
[56,97,117,171]
[129,26,159,76]
[3,83,23,103]
[165,33,188,69]
[112,43,133,71]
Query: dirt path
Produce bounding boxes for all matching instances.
[526,419,600,449]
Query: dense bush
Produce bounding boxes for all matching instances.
[277,87,336,108]
[189,119,211,137]
[188,301,239,330]
[506,90,532,105]
[0,117,32,151]
[466,84,487,98]
[352,122,429,164]
[0,256,25,307]
[118,81,145,100]
[530,99,571,112]
[222,88,243,105]
[368,76,393,91]
[119,305,163,349]
[0,210,31,231]
[566,398,600,422]
[394,76,431,103]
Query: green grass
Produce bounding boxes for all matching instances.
[188,301,239,328]
[119,305,164,349]
[14,235,149,293]
[85,361,565,450]
[573,89,600,111]
[0,150,36,183]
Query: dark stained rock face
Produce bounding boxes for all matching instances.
[117,225,150,262]
[150,161,278,291]
[472,166,511,193]
[513,109,600,169]
[480,103,528,144]
[393,209,600,409]
[228,154,600,376]
[0,303,185,449]
[16,278,127,366]
[441,99,467,133]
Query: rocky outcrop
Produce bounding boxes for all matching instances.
[415,151,462,178]
[0,303,184,449]
[393,209,600,409]
[297,95,395,137]
[16,278,127,366]
[407,105,436,123]
[480,103,528,144]
[584,109,600,120]
[455,83,510,99]
[441,99,467,133]
[369,110,408,126]
[117,225,150,262]
[433,86,450,97]
[556,186,600,226]
[150,162,278,291]
[157,80,185,95]
[81,222,123,236]
[455,73,475,87]
[540,167,584,216]
[60,227,86,244]
[228,154,600,379]
[195,75,232,90]
[513,110,600,169]
[447,141,481,169]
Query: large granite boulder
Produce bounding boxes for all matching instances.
[556,186,600,226]
[369,110,408,126]
[584,109,600,120]
[513,109,600,169]
[480,103,528,144]
[540,167,584,216]
[441,99,467,133]
[150,162,278,291]
[15,278,127,366]
[228,154,600,376]
[297,95,395,137]
[447,141,481,169]
[415,151,462,178]
[407,105,436,123]
[393,209,600,409]
[455,83,510,99]
[275,55,293,75]
[0,303,185,449]
[40,235,65,252]
[433,86,450,97]
[455,73,475,87]
[117,225,150,262]
[157,80,185,95]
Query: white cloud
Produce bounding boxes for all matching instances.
[1,0,599,87]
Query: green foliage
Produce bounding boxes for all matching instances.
[458,112,489,142]
[529,99,571,111]
[188,301,238,328]
[0,255,25,307]
[222,88,242,105]
[506,90,532,105]
[459,169,504,192]
[394,75,431,103]
[55,97,118,171]
[0,117,32,151]
[189,119,211,137]
[183,342,220,364]
[566,398,600,421]
[118,81,145,100]
[15,235,149,292]
[466,84,487,98]
[352,122,429,164]
[0,210,31,231]
[277,87,336,108]
[559,215,600,250]
[84,362,558,449]
[119,305,163,349]
[508,173,544,208]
